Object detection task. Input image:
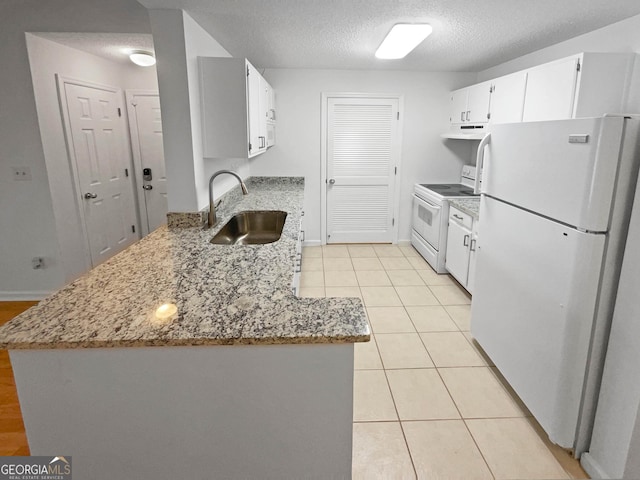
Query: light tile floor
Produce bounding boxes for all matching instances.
[300,244,588,480]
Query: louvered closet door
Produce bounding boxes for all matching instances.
[326,97,399,243]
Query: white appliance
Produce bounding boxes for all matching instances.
[471,115,640,455]
[412,165,478,273]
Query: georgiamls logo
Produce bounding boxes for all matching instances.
[0,455,72,478]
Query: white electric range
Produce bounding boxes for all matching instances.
[411,165,479,273]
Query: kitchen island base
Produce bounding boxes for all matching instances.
[11,343,354,479]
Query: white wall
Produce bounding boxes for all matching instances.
[253,69,476,243]
[149,10,251,213]
[477,13,640,113]
[26,34,158,284]
[0,0,151,299]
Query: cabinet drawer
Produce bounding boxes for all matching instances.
[449,206,473,230]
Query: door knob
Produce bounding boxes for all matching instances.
[142,185,153,190]
[328,179,336,184]
[83,193,97,199]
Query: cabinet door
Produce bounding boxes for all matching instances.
[449,89,468,124]
[522,57,579,122]
[467,232,478,294]
[467,82,491,123]
[490,72,527,124]
[266,82,276,122]
[246,62,262,156]
[445,219,471,286]
[258,75,268,151]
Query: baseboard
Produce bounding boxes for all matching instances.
[580,452,610,479]
[397,239,412,247]
[302,240,322,247]
[0,291,51,301]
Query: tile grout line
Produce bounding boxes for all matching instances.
[381,357,419,480]
[422,327,497,480]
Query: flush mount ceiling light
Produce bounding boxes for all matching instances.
[375,24,433,59]
[129,50,156,67]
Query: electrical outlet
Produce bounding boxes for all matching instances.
[11,167,32,181]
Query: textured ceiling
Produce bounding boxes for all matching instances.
[135,0,640,71]
[33,32,154,66]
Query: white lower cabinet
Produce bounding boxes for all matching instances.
[445,206,477,293]
[292,214,304,295]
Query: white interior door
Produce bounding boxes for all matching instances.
[62,79,138,267]
[326,97,400,244]
[127,92,168,235]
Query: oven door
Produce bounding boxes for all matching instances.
[412,195,442,250]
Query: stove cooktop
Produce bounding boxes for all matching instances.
[418,183,477,197]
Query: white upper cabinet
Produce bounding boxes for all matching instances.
[199,57,274,158]
[266,82,276,123]
[449,81,491,124]
[447,52,634,131]
[449,89,469,124]
[489,72,528,124]
[466,82,492,123]
[522,56,579,122]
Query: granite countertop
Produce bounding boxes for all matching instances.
[0,177,369,350]
[449,198,480,220]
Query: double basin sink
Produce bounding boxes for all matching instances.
[210,210,288,245]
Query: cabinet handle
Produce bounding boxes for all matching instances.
[463,234,470,247]
[453,214,463,220]
[470,238,477,252]
[466,110,470,121]
[460,111,465,122]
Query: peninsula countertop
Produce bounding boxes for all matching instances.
[0,177,369,350]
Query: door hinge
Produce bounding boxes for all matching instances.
[125,168,129,177]
[490,85,494,93]
[397,112,400,120]
[487,112,491,120]
[392,218,395,226]
[394,166,397,175]
[249,142,252,152]
[117,107,122,117]
[131,225,136,233]
[247,66,250,77]
[577,60,581,72]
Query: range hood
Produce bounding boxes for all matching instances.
[441,125,488,140]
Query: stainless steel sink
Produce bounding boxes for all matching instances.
[210,210,288,245]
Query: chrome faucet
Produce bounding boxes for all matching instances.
[208,170,248,228]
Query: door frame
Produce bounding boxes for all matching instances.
[56,75,139,268]
[320,92,404,245]
[125,89,160,237]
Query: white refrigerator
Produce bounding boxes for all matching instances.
[471,115,640,455]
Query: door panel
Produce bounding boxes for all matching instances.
[129,93,168,234]
[444,220,470,285]
[64,81,137,267]
[412,196,441,249]
[522,57,579,122]
[489,72,527,124]
[466,82,491,123]
[449,89,468,124]
[471,196,605,447]
[326,97,399,243]
[483,117,623,231]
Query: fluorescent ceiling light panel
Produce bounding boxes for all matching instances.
[375,24,433,59]
[129,51,156,67]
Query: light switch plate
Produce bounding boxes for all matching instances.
[11,166,32,181]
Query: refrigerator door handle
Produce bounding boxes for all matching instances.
[475,133,491,194]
